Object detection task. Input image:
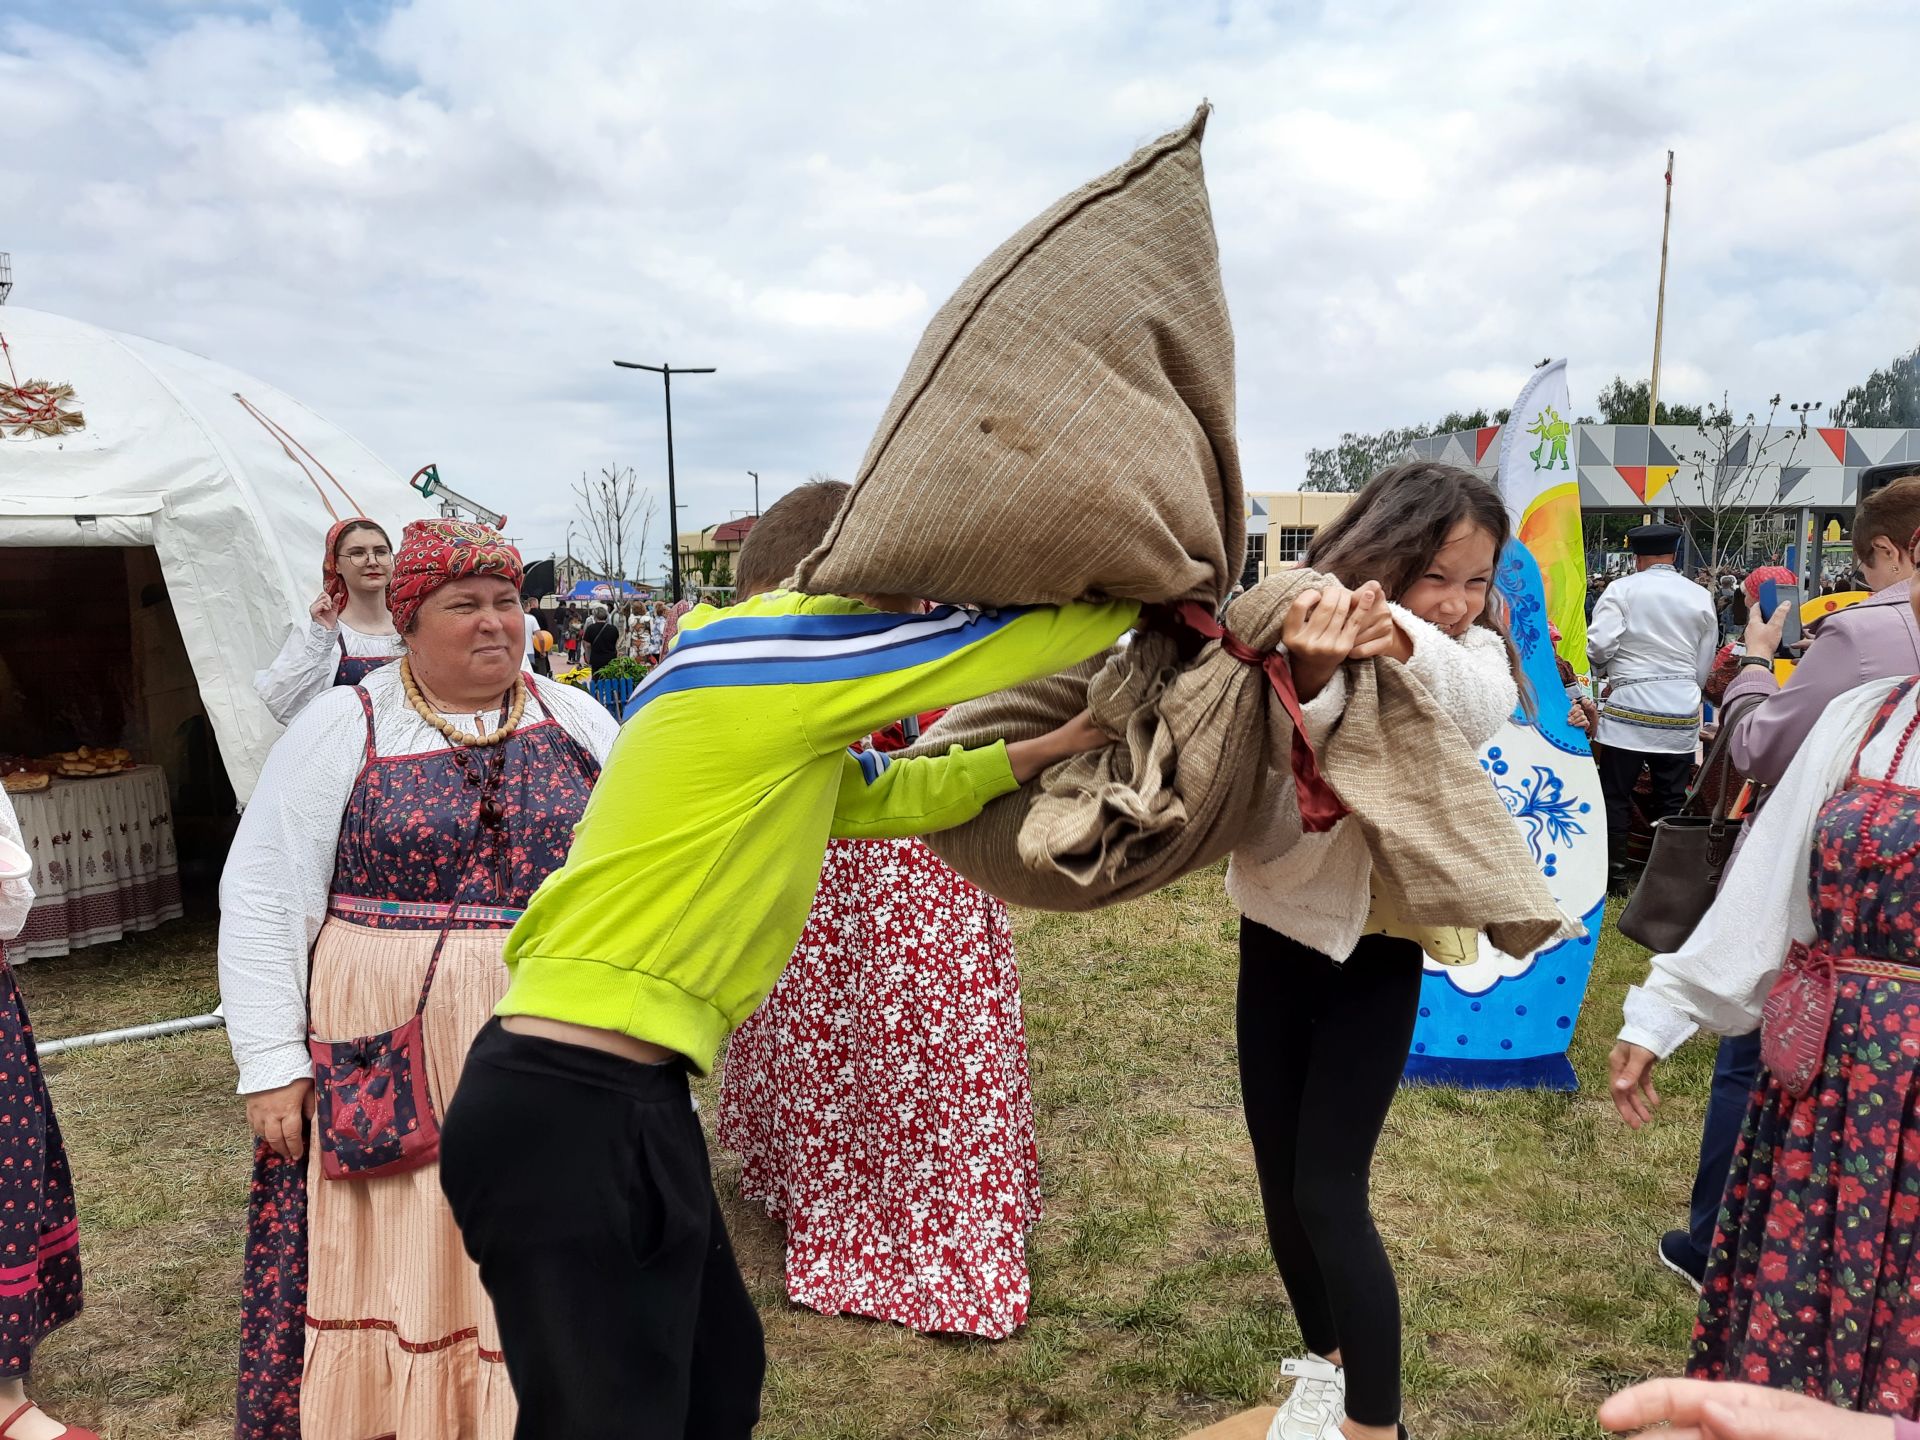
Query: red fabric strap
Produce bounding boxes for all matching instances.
[1162,600,1349,834]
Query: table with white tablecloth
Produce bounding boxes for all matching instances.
[7,766,183,962]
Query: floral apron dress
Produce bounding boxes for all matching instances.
[1693,676,1920,1414]
[331,635,394,689]
[0,942,81,1379]
[236,688,598,1440]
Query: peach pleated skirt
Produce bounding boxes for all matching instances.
[300,917,515,1440]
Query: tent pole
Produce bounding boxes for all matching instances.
[38,1013,225,1058]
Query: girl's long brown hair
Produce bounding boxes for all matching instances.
[1306,460,1534,716]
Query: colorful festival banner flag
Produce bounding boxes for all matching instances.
[1404,361,1607,1091]
[1506,360,1589,677]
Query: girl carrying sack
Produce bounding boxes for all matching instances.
[1227,462,1536,1440]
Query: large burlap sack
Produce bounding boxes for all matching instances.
[915,572,1574,958]
[793,104,1242,609]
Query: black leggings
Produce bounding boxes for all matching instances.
[1238,919,1424,1428]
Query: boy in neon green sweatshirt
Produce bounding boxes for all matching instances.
[441,481,1136,1436]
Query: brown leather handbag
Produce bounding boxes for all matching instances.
[1617,696,1763,954]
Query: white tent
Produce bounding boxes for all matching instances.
[0,305,424,801]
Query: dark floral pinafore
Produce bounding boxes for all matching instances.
[331,634,394,688]
[0,941,81,1378]
[1693,676,1920,1415]
[234,689,599,1440]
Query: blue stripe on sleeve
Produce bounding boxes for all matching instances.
[623,605,1033,719]
[669,607,947,652]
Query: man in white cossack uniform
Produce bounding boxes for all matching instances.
[1588,523,1720,888]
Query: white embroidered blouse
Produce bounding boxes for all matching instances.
[218,666,619,1095]
[0,795,32,944]
[253,620,406,725]
[1618,676,1916,1060]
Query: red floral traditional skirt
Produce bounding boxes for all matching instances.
[716,838,1041,1340]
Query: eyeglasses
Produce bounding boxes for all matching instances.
[339,547,392,563]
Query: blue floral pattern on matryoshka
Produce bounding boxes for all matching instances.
[1480,750,1591,869]
[1499,545,1546,658]
[1405,538,1603,1091]
[1497,542,1592,760]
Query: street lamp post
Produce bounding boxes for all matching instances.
[613,359,716,603]
[747,470,760,517]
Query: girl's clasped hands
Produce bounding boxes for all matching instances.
[1280,578,1413,700]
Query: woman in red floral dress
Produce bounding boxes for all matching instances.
[716,714,1043,1340]
[1612,646,1920,1415]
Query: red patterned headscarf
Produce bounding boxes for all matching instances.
[386,519,525,634]
[322,517,388,612]
[1743,565,1796,603]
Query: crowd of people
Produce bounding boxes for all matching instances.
[527,596,687,678]
[8,469,1920,1439]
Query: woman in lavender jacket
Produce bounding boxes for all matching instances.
[1651,475,1920,1292]
[1723,479,1920,788]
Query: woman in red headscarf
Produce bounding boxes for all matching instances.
[254,517,405,724]
[220,520,619,1440]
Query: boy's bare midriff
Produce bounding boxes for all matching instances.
[500,1015,681,1067]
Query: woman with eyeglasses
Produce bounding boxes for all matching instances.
[221,520,617,1440]
[254,517,407,724]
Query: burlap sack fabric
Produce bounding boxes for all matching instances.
[913,570,1575,960]
[805,100,1571,957]
[793,103,1241,609]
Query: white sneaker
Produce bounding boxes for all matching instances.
[1267,1355,1346,1440]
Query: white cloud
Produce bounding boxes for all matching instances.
[750,282,928,331]
[3,0,1916,565]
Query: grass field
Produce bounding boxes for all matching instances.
[18,875,1711,1439]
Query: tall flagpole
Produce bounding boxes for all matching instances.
[1648,150,1674,425]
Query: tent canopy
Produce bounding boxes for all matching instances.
[564,579,645,600]
[0,305,424,801]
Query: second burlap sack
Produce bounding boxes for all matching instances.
[914,571,1574,959]
[793,103,1242,610]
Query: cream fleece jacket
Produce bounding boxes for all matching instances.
[1225,605,1519,961]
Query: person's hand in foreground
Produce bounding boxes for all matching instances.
[310,592,339,629]
[1600,1377,1895,1438]
[1006,709,1112,783]
[1609,1040,1662,1129]
[246,1077,316,1162]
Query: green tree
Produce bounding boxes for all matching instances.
[1594,376,1705,426]
[1830,346,1919,427]
[1301,408,1511,493]
[1302,426,1428,493]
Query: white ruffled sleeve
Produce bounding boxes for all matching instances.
[253,621,339,726]
[0,794,32,943]
[1617,677,1901,1058]
[218,687,365,1094]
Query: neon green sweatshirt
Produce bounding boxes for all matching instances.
[497,591,1138,1072]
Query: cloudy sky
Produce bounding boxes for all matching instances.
[6,0,1917,569]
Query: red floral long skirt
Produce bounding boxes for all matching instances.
[716,838,1041,1339]
[1692,973,1920,1415]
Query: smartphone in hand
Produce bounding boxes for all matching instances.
[1777,586,1803,645]
[1759,580,1803,646]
